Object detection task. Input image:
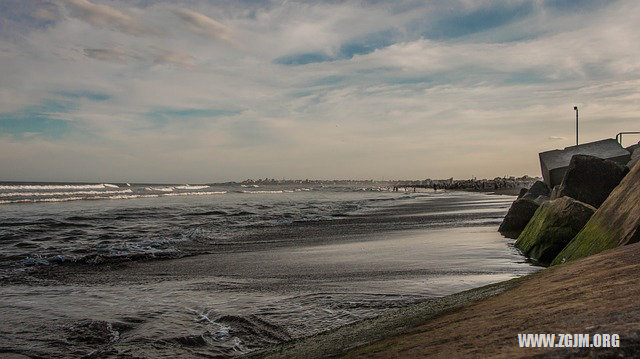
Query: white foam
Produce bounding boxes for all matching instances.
[0,189,133,197]
[145,187,174,192]
[0,183,118,190]
[175,185,209,190]
[165,191,227,196]
[0,194,160,204]
[241,190,284,194]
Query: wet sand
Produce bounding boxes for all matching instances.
[256,242,640,358]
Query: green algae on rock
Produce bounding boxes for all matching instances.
[515,196,595,265]
[552,161,640,265]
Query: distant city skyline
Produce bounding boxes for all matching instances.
[1,0,640,183]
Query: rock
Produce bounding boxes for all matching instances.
[498,197,540,239]
[627,148,640,170]
[553,155,628,208]
[625,143,640,154]
[515,197,595,265]
[551,158,640,265]
[521,180,550,201]
[532,195,549,205]
[517,188,528,199]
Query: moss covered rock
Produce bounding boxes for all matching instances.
[627,147,640,170]
[515,197,595,265]
[551,160,640,265]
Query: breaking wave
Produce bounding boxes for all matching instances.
[0,189,133,197]
[0,183,119,190]
[0,194,161,204]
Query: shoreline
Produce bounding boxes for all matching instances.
[249,277,524,358]
[251,242,640,358]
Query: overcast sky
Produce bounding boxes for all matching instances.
[1,0,639,183]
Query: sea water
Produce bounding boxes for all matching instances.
[0,182,539,357]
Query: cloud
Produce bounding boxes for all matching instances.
[173,8,235,45]
[148,46,196,68]
[63,0,154,35]
[2,0,640,182]
[83,46,195,68]
[83,48,131,62]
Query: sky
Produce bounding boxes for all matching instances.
[1,0,640,183]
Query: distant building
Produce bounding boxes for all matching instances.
[539,139,631,188]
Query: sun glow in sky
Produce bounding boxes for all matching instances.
[1,0,640,182]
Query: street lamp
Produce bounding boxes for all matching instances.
[574,106,579,146]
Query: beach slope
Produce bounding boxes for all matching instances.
[258,242,640,358]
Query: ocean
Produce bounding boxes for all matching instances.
[0,182,539,357]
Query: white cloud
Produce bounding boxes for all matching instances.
[172,8,236,46]
[63,0,155,35]
[2,0,640,182]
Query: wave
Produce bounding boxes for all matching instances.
[165,191,226,196]
[0,183,119,190]
[175,185,209,190]
[0,191,227,204]
[0,189,133,197]
[145,187,174,192]
[241,190,285,194]
[144,185,210,192]
[0,194,160,204]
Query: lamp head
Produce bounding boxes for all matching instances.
[574,106,578,110]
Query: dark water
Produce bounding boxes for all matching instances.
[0,182,538,358]
[0,182,382,272]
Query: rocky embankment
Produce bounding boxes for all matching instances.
[500,146,640,266]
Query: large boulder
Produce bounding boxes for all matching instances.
[625,143,640,154]
[551,158,640,265]
[553,155,628,208]
[498,197,540,239]
[521,180,550,201]
[627,148,640,170]
[517,187,528,199]
[515,197,595,265]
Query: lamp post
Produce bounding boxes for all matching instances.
[574,106,579,146]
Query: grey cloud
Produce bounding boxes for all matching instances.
[173,8,235,45]
[63,0,154,35]
[83,46,195,68]
[148,46,196,68]
[83,48,132,62]
[33,4,60,21]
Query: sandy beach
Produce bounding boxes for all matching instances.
[256,241,640,358]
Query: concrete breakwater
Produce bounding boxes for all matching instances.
[500,139,640,266]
